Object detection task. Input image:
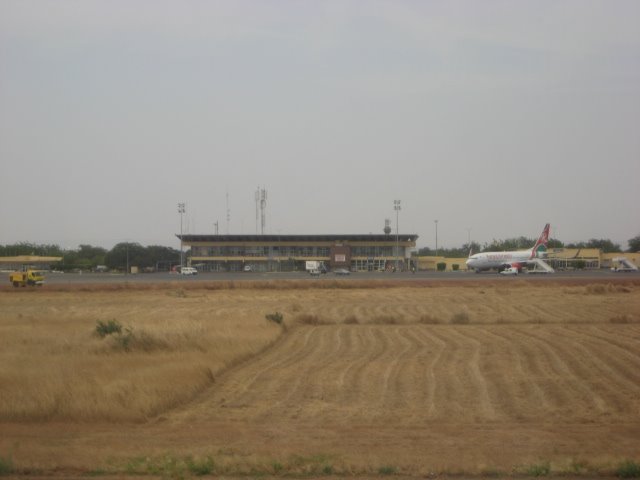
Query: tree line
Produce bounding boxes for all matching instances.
[1,233,638,270]
[417,234,640,257]
[0,242,180,271]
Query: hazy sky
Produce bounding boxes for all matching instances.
[1,1,639,250]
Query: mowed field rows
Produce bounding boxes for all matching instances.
[172,323,640,426]
[1,279,640,476]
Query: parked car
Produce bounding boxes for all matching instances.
[243,265,253,272]
[180,267,198,275]
[334,268,350,276]
[309,269,321,276]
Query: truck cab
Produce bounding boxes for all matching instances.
[9,270,45,287]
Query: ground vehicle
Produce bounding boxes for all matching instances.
[179,267,198,275]
[243,265,253,272]
[9,269,45,287]
[334,268,350,276]
[309,269,321,276]
[499,267,518,276]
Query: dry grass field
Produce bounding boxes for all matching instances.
[1,278,639,478]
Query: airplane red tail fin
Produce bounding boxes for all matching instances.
[530,223,550,259]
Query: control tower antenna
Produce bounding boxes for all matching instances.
[260,188,268,235]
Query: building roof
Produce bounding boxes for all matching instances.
[0,255,63,264]
[178,234,419,243]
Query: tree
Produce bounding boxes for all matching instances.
[105,243,146,270]
[585,238,621,253]
[63,244,108,270]
[627,235,640,253]
[0,242,64,257]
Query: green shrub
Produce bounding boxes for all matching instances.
[187,456,215,476]
[452,264,459,271]
[524,462,550,477]
[265,311,284,324]
[0,455,13,476]
[378,465,397,475]
[437,262,447,271]
[95,319,122,337]
[271,461,284,474]
[616,460,640,478]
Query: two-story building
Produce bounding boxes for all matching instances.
[178,234,418,272]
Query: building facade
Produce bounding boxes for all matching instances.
[178,234,418,272]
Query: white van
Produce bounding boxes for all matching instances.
[180,267,198,275]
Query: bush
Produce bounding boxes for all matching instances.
[437,262,447,271]
[95,319,122,338]
[452,264,459,271]
[265,311,284,324]
[187,456,215,476]
[378,465,397,475]
[616,460,640,478]
[523,462,550,477]
[0,455,13,476]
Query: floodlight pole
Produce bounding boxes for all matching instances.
[178,203,185,268]
[394,200,401,271]
[435,220,439,258]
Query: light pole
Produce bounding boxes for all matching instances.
[178,203,185,268]
[435,220,439,258]
[394,200,401,271]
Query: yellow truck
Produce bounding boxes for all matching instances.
[9,269,45,287]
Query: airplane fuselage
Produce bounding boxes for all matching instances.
[466,250,534,271]
[465,224,551,273]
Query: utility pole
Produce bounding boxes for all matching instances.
[394,200,401,271]
[178,203,185,268]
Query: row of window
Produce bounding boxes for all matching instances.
[194,259,407,273]
[191,245,409,258]
[191,246,333,257]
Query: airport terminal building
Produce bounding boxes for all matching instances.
[178,234,419,272]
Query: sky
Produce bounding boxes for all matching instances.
[1,0,639,251]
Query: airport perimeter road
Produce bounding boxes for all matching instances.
[34,269,637,285]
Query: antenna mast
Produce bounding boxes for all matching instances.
[260,188,267,235]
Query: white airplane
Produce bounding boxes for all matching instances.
[465,224,551,273]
